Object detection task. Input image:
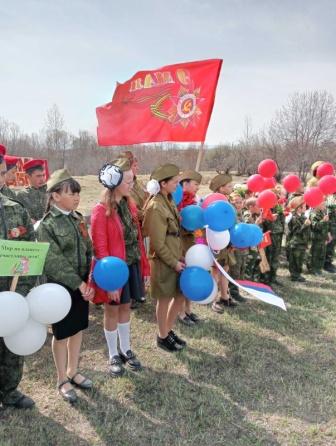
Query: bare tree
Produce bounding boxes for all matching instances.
[270,90,336,179]
[44,104,69,167]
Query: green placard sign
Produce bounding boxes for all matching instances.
[0,240,50,276]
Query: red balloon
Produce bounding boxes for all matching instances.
[304,187,324,208]
[318,175,336,195]
[258,159,278,178]
[256,190,277,209]
[263,177,277,189]
[247,174,265,193]
[282,174,301,193]
[316,162,334,178]
[201,193,227,209]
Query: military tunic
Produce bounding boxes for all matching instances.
[287,213,311,279]
[243,211,262,280]
[325,196,336,268]
[143,193,182,299]
[131,177,148,223]
[262,205,285,283]
[308,209,329,273]
[0,193,36,405]
[16,184,47,221]
[37,206,93,339]
[0,184,17,201]
[229,210,248,297]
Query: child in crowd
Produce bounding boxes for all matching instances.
[208,173,237,313]
[286,196,311,282]
[307,200,331,275]
[91,159,150,377]
[243,197,263,281]
[38,169,94,404]
[143,164,187,352]
[178,169,202,326]
[228,192,248,302]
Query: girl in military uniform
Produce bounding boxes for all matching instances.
[143,164,187,352]
[91,159,149,377]
[38,169,94,403]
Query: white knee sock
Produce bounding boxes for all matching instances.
[117,322,131,355]
[104,328,118,359]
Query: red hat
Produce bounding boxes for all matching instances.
[4,155,20,170]
[22,159,45,172]
[0,144,7,156]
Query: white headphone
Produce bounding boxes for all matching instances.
[98,164,123,190]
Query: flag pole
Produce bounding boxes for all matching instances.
[195,142,205,171]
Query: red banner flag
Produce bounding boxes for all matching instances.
[96,59,222,146]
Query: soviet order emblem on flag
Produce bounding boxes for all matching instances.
[96,59,222,146]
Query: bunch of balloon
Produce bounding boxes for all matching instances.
[0,283,72,356]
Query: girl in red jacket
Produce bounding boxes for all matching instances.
[91,158,150,377]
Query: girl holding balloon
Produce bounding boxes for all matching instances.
[143,163,187,352]
[38,169,95,403]
[91,158,149,377]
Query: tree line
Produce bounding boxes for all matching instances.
[1,90,335,179]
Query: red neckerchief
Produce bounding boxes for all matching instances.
[178,191,197,211]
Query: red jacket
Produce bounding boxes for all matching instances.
[90,200,150,304]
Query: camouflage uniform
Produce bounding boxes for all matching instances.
[229,210,248,299]
[16,184,47,221]
[243,211,261,281]
[287,213,311,280]
[325,197,336,271]
[261,205,285,283]
[37,206,93,290]
[0,184,17,201]
[308,209,329,274]
[0,193,36,406]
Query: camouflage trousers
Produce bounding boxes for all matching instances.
[308,240,327,273]
[229,250,248,297]
[245,248,261,281]
[0,338,24,404]
[265,233,283,280]
[325,238,336,267]
[288,247,305,279]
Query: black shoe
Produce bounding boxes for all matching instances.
[223,298,237,307]
[212,301,224,313]
[108,355,125,377]
[3,394,35,409]
[168,330,187,347]
[157,334,183,352]
[290,276,306,282]
[186,312,200,323]
[324,264,336,273]
[68,373,93,390]
[130,299,139,310]
[178,314,195,326]
[119,350,142,371]
[231,293,246,302]
[57,380,77,404]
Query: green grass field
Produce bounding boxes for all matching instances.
[1,264,336,446]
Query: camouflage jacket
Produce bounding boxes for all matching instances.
[262,206,285,235]
[287,214,311,248]
[310,209,329,242]
[37,206,93,290]
[143,192,182,269]
[16,184,47,221]
[0,193,36,295]
[0,184,17,201]
[326,196,336,238]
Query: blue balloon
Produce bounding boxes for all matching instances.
[230,223,252,248]
[180,266,213,301]
[248,224,263,246]
[172,183,183,205]
[93,256,129,291]
[204,200,236,231]
[180,205,204,231]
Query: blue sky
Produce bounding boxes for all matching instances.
[0,0,335,144]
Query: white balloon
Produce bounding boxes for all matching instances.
[0,292,29,337]
[185,244,214,270]
[27,283,71,325]
[4,318,47,356]
[197,279,218,305]
[206,227,230,251]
